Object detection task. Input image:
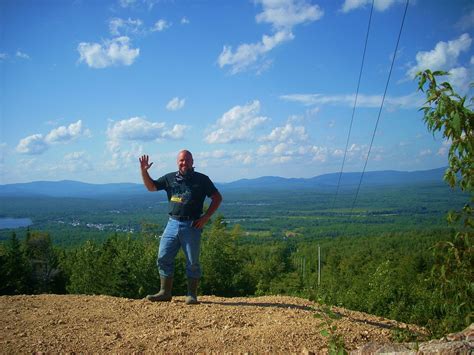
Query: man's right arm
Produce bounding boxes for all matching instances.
[139,155,157,191]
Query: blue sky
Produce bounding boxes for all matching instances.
[1,0,473,184]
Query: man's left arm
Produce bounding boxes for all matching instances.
[193,191,222,229]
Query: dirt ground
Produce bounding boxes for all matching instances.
[0,294,425,353]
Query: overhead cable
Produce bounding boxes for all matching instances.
[332,0,375,210]
[350,0,410,214]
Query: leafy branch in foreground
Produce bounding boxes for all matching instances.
[416,70,473,336]
[417,70,473,194]
[313,304,347,355]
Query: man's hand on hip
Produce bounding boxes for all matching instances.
[193,215,210,229]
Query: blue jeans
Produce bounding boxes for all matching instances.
[157,218,202,279]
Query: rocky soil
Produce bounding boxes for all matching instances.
[0,294,469,353]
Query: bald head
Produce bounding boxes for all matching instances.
[178,150,193,159]
[177,150,194,175]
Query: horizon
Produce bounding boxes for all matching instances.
[1,1,472,184]
[0,165,447,186]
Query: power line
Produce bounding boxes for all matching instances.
[332,0,375,210]
[350,0,410,214]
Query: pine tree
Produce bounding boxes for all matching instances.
[0,232,31,294]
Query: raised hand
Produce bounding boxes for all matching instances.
[139,155,153,171]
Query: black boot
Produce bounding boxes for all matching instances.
[185,278,199,305]
[146,277,173,302]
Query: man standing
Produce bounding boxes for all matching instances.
[139,150,222,305]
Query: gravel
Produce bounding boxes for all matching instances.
[0,294,425,353]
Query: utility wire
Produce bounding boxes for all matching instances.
[332,0,375,210]
[350,0,410,214]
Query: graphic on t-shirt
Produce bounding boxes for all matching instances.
[171,195,184,203]
[170,184,192,204]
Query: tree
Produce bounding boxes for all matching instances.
[63,233,161,298]
[200,215,251,296]
[0,232,31,294]
[24,231,65,293]
[416,70,473,335]
[64,240,105,295]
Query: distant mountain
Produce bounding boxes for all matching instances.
[0,167,447,198]
[220,167,446,190]
[0,180,147,198]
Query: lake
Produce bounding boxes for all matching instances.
[0,217,33,229]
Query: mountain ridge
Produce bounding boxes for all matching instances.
[0,166,447,198]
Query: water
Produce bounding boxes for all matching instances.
[0,217,33,229]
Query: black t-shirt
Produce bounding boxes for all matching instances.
[153,171,218,219]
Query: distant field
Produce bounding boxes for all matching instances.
[0,182,467,246]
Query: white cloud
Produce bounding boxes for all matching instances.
[194,140,379,174]
[306,107,320,117]
[205,100,268,144]
[107,117,166,142]
[406,33,472,78]
[16,51,30,59]
[447,66,472,94]
[234,152,254,165]
[16,134,49,155]
[152,19,170,32]
[273,142,288,154]
[45,120,91,144]
[118,0,158,9]
[218,30,294,74]
[109,18,144,36]
[272,155,292,164]
[78,36,140,69]
[280,92,424,109]
[162,124,190,140]
[181,17,190,25]
[437,147,447,157]
[419,149,432,157]
[16,120,90,155]
[64,151,86,160]
[252,122,383,167]
[437,140,451,157]
[260,122,308,143]
[406,33,473,94]
[236,141,381,169]
[341,0,404,13]
[198,150,228,160]
[257,144,272,156]
[197,149,255,168]
[257,143,332,164]
[63,151,93,172]
[218,0,323,74]
[166,97,185,111]
[106,117,188,160]
[108,17,172,37]
[308,145,329,162]
[336,143,375,162]
[106,142,143,171]
[255,0,324,30]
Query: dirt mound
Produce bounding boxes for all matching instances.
[0,294,423,353]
